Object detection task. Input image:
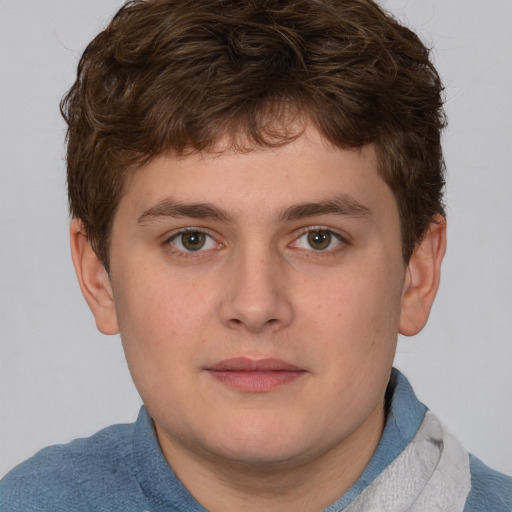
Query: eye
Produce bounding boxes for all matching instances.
[292,229,345,251]
[168,230,220,252]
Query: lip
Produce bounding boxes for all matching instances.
[205,357,306,392]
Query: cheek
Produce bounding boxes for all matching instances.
[112,280,200,410]
[110,261,223,390]
[112,257,211,338]
[299,259,404,365]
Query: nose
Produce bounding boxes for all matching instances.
[218,245,294,333]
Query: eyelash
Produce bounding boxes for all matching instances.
[164,226,349,257]
[290,227,348,254]
[165,228,222,257]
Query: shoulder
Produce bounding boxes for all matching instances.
[0,421,145,512]
[463,455,512,512]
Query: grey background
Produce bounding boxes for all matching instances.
[1,1,511,477]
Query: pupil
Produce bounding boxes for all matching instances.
[308,230,331,250]
[183,232,205,251]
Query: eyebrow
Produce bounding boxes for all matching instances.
[277,194,372,222]
[137,194,372,224]
[138,200,233,223]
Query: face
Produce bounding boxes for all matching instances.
[101,129,411,469]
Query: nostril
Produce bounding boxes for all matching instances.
[226,316,281,332]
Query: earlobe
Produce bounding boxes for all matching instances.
[399,215,447,336]
[70,219,119,335]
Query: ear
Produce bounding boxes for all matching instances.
[399,215,447,336]
[70,219,119,335]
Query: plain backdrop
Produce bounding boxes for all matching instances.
[1,0,511,478]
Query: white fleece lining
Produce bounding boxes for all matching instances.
[344,411,471,512]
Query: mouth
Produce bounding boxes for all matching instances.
[205,357,306,392]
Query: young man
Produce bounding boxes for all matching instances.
[1,0,511,510]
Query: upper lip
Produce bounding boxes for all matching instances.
[207,357,304,372]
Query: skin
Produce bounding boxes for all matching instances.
[71,128,446,511]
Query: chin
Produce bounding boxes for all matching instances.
[211,441,311,469]
[200,420,321,468]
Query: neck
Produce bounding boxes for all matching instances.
[155,403,385,512]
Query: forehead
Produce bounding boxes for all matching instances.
[118,129,397,228]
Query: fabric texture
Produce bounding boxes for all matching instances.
[1,369,511,512]
[341,411,471,511]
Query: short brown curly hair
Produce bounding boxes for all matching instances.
[61,0,446,269]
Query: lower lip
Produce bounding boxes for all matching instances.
[206,370,305,392]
